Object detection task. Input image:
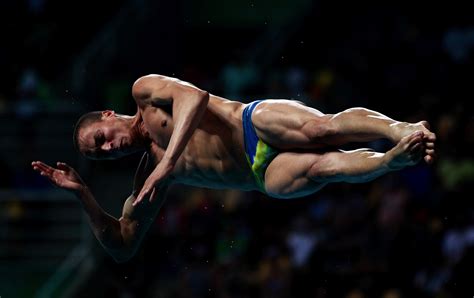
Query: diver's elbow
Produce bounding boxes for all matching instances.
[112,250,135,263]
[109,244,137,263]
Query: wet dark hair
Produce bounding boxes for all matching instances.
[72,111,103,154]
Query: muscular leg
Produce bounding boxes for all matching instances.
[322,108,433,144]
[252,100,436,163]
[264,131,425,199]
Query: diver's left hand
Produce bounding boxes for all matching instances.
[133,161,174,206]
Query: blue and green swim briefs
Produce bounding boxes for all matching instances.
[242,100,279,193]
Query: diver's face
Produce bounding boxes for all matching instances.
[79,111,134,160]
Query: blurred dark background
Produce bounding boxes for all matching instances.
[1,0,473,297]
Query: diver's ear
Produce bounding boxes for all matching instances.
[102,110,115,118]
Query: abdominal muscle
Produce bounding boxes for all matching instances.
[177,129,258,191]
[146,98,258,191]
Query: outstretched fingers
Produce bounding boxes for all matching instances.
[133,188,149,206]
[133,185,159,206]
[149,187,157,203]
[32,161,54,176]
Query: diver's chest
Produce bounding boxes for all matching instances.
[141,107,173,146]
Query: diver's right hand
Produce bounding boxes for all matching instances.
[32,161,86,192]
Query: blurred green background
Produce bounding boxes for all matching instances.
[0,0,473,297]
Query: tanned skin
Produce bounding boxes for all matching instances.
[32,74,436,262]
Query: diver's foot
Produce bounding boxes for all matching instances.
[393,121,434,141]
[392,121,436,164]
[386,131,425,170]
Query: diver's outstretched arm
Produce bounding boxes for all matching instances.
[32,155,168,263]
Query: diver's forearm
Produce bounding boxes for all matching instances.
[162,90,209,165]
[74,186,108,228]
[74,186,130,260]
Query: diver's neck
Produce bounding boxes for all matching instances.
[130,112,150,145]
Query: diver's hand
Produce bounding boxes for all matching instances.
[133,162,173,206]
[32,161,86,192]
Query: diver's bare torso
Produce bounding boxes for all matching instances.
[138,94,258,190]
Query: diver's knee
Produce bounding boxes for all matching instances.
[307,156,343,183]
[264,179,294,199]
[264,182,285,199]
[301,116,337,142]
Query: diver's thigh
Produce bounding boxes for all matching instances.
[251,100,330,149]
[264,151,327,199]
[252,99,326,129]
